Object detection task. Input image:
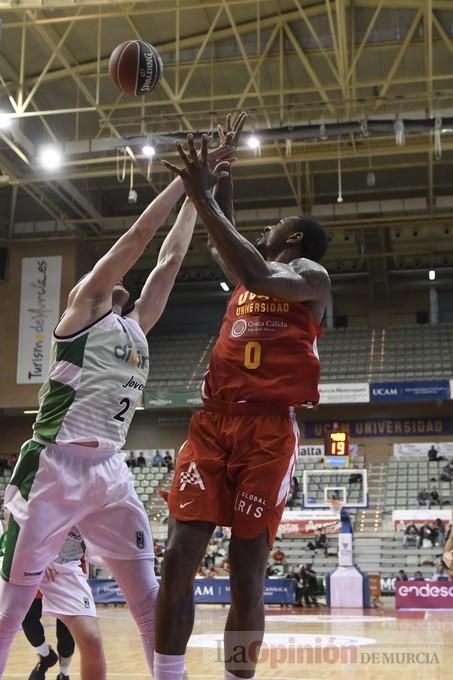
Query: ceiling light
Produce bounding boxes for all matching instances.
[135,406,144,411]
[23,409,39,414]
[0,113,12,129]
[220,281,230,292]
[38,145,63,170]
[428,269,436,281]
[142,144,156,158]
[247,134,260,150]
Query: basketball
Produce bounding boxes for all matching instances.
[108,40,163,97]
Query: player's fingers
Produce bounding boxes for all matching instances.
[200,134,209,164]
[226,112,232,133]
[175,141,192,170]
[232,111,248,145]
[187,134,199,163]
[213,161,231,176]
[217,124,225,144]
[161,159,183,176]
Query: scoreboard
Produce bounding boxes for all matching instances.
[324,431,349,466]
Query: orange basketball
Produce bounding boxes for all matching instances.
[108,40,163,97]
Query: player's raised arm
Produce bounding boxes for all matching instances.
[208,112,246,286]
[127,198,197,334]
[69,176,185,309]
[162,134,330,305]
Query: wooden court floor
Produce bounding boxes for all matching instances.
[4,604,453,679]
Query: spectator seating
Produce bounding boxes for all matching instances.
[384,458,451,514]
[145,323,453,388]
[147,333,214,389]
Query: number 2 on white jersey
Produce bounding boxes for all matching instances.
[113,397,131,422]
[244,341,262,370]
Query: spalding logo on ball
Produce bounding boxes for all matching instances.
[109,40,163,96]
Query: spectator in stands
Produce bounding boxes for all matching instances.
[152,450,163,470]
[440,462,453,483]
[418,523,436,548]
[207,566,219,577]
[163,452,173,473]
[402,523,419,548]
[126,451,137,468]
[195,567,207,578]
[430,487,440,507]
[272,548,286,564]
[284,566,300,608]
[428,445,445,462]
[136,451,147,468]
[413,571,425,581]
[287,476,299,508]
[432,518,446,547]
[348,472,362,488]
[396,569,408,581]
[432,564,448,581]
[417,488,431,508]
[307,529,328,556]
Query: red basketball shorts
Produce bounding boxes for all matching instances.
[167,402,299,546]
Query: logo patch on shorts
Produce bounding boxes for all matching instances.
[179,461,205,491]
[136,531,145,549]
[83,597,91,609]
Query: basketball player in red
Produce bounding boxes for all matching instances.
[155,120,330,680]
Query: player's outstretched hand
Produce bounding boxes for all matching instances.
[217,111,247,150]
[162,134,231,199]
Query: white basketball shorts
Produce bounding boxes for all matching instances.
[2,439,154,585]
[39,561,96,618]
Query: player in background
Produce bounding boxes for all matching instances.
[23,595,75,680]
[23,526,101,680]
[155,119,330,680]
[0,140,232,678]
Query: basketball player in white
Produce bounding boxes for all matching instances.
[23,525,103,680]
[0,140,232,678]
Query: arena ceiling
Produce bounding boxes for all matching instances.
[1,0,453,297]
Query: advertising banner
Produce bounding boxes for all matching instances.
[370,380,450,402]
[304,417,453,439]
[318,382,369,404]
[279,510,341,537]
[16,256,62,384]
[299,445,324,459]
[396,581,453,609]
[392,509,452,530]
[144,389,202,409]
[89,578,295,605]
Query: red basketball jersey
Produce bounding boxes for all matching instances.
[203,284,323,406]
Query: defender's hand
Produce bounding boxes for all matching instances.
[162,134,230,198]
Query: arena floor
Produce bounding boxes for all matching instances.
[4,604,452,679]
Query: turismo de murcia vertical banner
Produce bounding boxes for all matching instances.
[16,256,62,384]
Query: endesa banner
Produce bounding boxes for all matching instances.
[370,380,450,402]
[396,581,453,609]
[90,578,296,605]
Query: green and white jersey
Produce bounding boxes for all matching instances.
[55,525,85,565]
[33,311,149,451]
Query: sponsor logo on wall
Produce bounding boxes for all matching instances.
[16,256,62,384]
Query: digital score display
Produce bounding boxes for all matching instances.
[325,431,349,457]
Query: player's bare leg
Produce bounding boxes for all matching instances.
[62,615,106,680]
[155,519,215,679]
[224,531,270,679]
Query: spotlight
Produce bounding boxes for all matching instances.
[428,269,436,281]
[0,113,12,129]
[38,145,63,170]
[142,144,156,158]
[247,134,260,150]
[220,281,230,292]
[366,171,376,187]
